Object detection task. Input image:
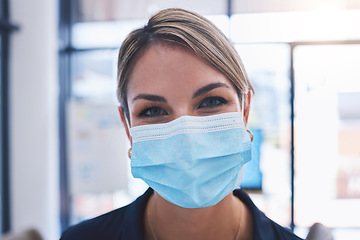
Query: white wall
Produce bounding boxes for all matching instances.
[9,0,59,239]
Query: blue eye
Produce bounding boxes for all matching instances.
[138,107,167,118]
[198,97,228,108]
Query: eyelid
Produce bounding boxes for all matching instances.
[198,96,229,108]
[202,96,228,102]
[137,105,168,118]
[136,104,154,116]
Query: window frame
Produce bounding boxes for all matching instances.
[289,40,360,231]
[58,0,299,232]
[0,0,18,234]
[59,0,360,233]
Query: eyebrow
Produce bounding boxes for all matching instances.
[132,94,167,103]
[192,82,230,99]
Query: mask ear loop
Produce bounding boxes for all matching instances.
[124,117,133,159]
[241,93,245,121]
[125,118,131,133]
[242,90,253,142]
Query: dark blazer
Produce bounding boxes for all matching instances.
[60,188,303,240]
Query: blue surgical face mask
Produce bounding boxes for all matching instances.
[129,112,252,208]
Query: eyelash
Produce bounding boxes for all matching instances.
[136,96,229,118]
[198,96,229,109]
[137,105,168,118]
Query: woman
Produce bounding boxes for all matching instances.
[61,8,303,240]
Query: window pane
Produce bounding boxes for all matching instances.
[70,50,118,103]
[230,10,360,43]
[74,0,227,22]
[72,20,145,49]
[71,15,228,49]
[294,44,360,236]
[68,50,147,224]
[236,43,292,227]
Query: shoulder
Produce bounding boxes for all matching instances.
[233,189,303,240]
[60,188,153,240]
[265,220,303,240]
[60,205,128,240]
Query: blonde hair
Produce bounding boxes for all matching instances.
[117,8,253,119]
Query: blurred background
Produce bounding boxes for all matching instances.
[1,0,360,239]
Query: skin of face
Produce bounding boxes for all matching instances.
[119,43,250,142]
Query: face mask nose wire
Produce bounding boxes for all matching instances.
[127,130,252,160]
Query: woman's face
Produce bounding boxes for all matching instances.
[124,43,242,129]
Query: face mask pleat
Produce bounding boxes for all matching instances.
[131,125,251,166]
[130,112,252,208]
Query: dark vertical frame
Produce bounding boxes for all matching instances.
[0,0,18,233]
[0,22,11,233]
[59,0,72,232]
[227,0,232,17]
[289,44,296,231]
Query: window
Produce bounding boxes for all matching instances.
[60,1,360,238]
[293,44,360,238]
[235,43,292,226]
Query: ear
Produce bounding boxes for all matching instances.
[243,92,251,126]
[118,106,132,145]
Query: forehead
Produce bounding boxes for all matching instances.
[127,43,236,96]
